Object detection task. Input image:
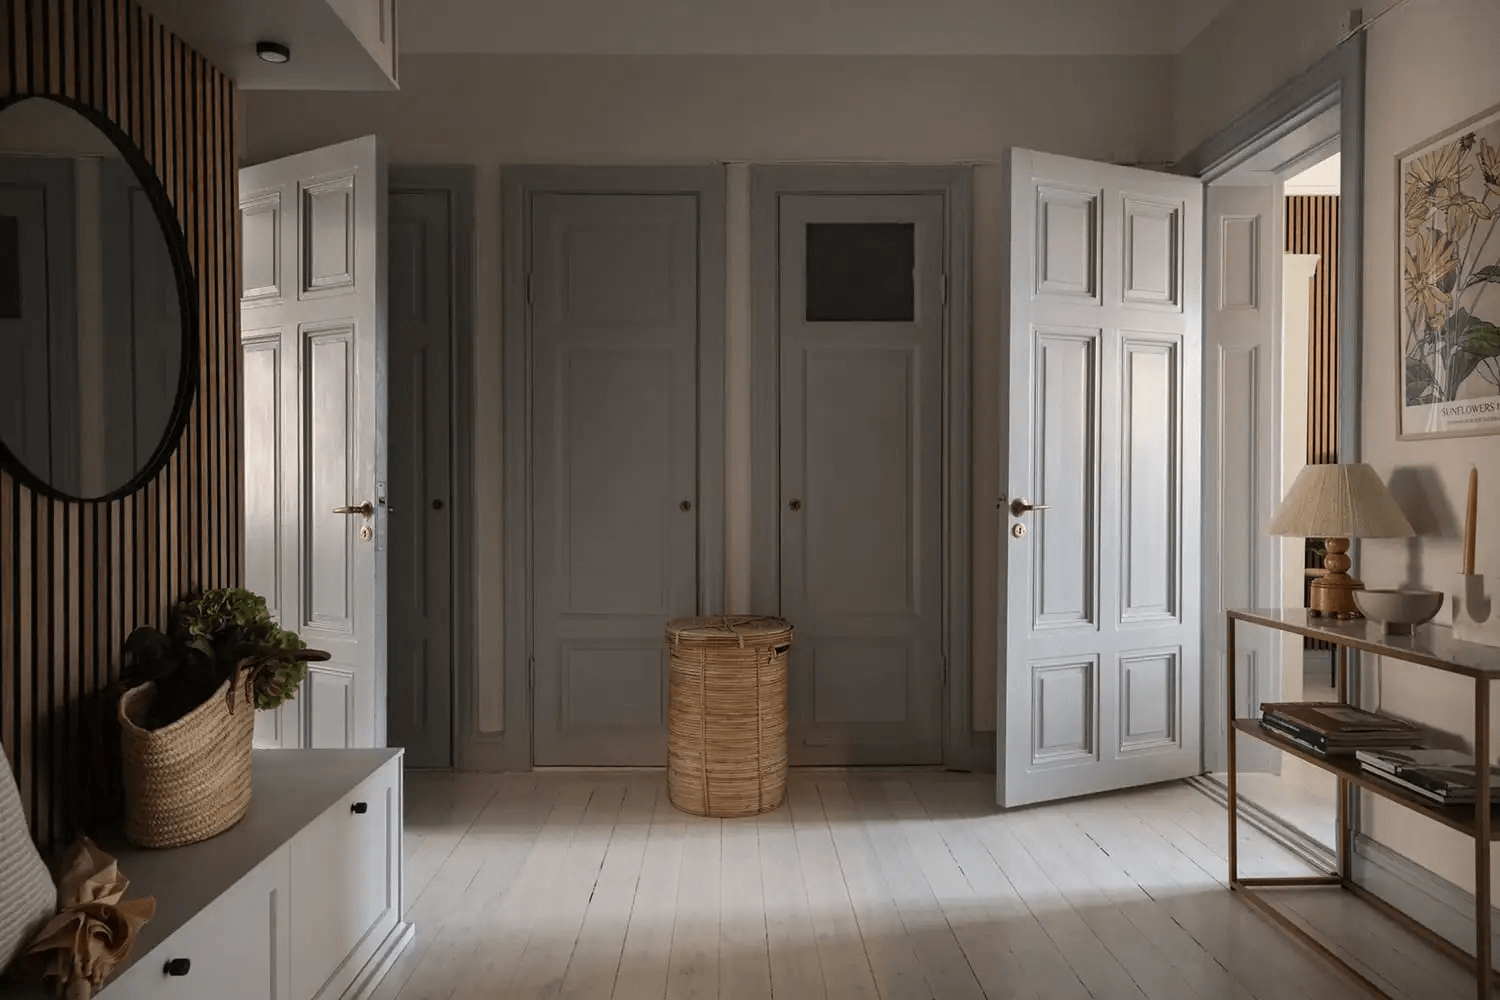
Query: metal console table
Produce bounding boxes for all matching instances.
[1227,608,1500,999]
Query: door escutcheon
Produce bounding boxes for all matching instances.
[1011,523,1027,539]
[788,498,802,511]
[680,500,693,512]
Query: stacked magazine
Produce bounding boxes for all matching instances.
[1355,748,1500,807]
[1258,702,1422,755]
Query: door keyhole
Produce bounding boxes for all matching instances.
[432,499,444,510]
[680,500,693,512]
[788,498,802,511]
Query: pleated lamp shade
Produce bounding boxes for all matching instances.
[1268,463,1415,539]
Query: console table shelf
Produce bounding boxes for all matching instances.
[1232,719,1500,840]
[1226,608,1500,1000]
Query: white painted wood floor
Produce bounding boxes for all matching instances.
[376,771,1473,1000]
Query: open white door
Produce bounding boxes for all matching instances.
[240,136,389,749]
[1202,183,1284,775]
[999,149,1203,807]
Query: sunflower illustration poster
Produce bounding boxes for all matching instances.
[1400,104,1500,439]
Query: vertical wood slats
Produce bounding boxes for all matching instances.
[1286,195,1341,466]
[1,0,240,852]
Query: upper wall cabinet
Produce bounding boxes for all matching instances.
[139,0,399,91]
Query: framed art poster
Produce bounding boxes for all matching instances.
[1399,102,1500,439]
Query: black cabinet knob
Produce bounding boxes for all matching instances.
[164,958,191,977]
[351,801,369,815]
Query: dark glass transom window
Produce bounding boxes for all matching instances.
[805,222,915,322]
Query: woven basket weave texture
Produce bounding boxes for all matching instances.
[667,615,792,819]
[118,676,253,848]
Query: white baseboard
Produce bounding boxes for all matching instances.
[1352,834,1500,960]
[1190,776,1499,959]
[1186,775,1335,873]
[342,921,414,1000]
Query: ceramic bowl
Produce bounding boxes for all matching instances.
[1354,589,1445,635]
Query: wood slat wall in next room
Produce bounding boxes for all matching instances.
[1286,194,1340,466]
[1,0,240,852]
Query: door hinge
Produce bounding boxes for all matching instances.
[941,273,949,308]
[524,273,533,306]
[527,656,536,692]
[941,654,950,689]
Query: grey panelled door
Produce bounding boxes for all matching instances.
[531,193,700,766]
[1000,149,1203,807]
[0,159,75,489]
[388,188,453,768]
[101,163,180,491]
[778,193,946,766]
[240,136,388,751]
[1203,183,1283,776]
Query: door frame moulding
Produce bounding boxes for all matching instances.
[389,165,475,771]
[1175,34,1365,463]
[1175,38,1366,818]
[749,165,975,771]
[483,166,728,772]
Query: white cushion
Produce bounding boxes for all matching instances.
[0,745,56,974]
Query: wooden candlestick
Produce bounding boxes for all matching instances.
[1465,466,1478,576]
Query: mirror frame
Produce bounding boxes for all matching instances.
[0,93,198,504]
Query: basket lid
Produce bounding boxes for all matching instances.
[665,615,792,642]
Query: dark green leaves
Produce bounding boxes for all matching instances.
[1466,265,1500,288]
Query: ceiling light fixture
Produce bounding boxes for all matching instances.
[256,41,291,64]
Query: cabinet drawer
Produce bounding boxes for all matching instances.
[101,847,290,1000]
[289,760,399,999]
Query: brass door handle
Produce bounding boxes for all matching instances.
[1009,497,1050,518]
[333,502,374,516]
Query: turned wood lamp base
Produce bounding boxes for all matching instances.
[1308,536,1364,619]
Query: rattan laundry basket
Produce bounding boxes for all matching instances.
[666,615,792,818]
[118,675,254,848]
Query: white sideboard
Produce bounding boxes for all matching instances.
[10,749,412,1000]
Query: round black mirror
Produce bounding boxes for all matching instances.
[0,95,195,501]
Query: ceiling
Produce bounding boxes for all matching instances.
[140,0,1237,90]
[1285,153,1342,195]
[398,0,1237,57]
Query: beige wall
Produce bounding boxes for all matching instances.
[244,51,1176,740]
[1183,0,1500,897]
[1357,0,1500,897]
[1173,0,1362,158]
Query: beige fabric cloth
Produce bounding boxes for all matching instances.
[27,838,155,1000]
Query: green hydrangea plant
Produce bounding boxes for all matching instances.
[175,587,319,710]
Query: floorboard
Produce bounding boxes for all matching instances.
[390,771,1475,1000]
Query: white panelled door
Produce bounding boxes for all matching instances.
[240,136,389,750]
[1000,149,1203,807]
[1203,184,1284,775]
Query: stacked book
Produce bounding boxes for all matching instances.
[1258,702,1423,756]
[1356,748,1500,807]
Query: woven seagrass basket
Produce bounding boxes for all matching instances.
[666,615,792,818]
[118,675,254,848]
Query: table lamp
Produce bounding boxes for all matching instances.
[1267,463,1415,619]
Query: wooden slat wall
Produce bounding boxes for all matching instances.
[1286,194,1341,465]
[1,0,240,852]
